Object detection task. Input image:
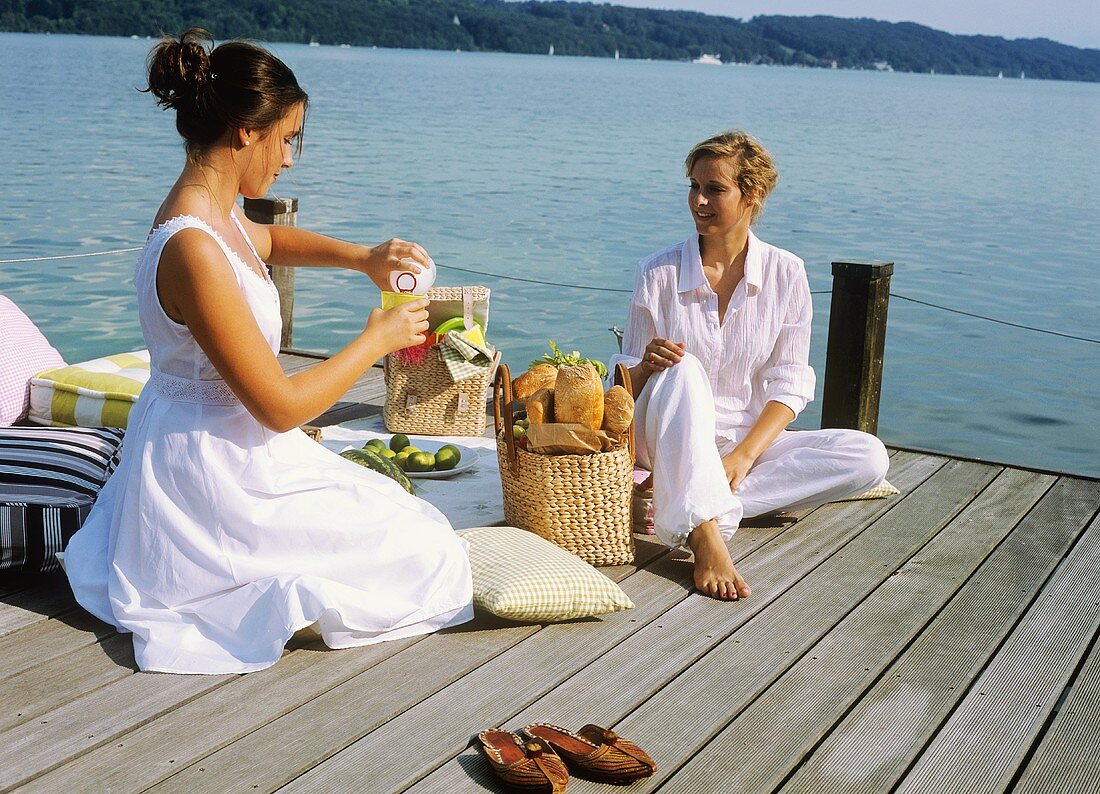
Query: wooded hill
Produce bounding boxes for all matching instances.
[3,0,1098,82]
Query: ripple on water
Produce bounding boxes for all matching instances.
[2,34,1098,478]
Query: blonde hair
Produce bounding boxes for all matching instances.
[685,130,778,224]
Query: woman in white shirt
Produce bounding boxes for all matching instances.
[610,131,889,601]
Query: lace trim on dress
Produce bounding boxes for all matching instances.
[149,369,240,406]
[146,214,279,298]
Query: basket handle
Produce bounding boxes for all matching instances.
[614,362,636,464]
[493,362,519,471]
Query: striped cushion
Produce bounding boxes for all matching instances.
[0,426,124,573]
[0,295,67,426]
[29,350,149,429]
[838,479,900,501]
[458,526,634,622]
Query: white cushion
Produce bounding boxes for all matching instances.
[458,526,634,622]
[0,295,66,426]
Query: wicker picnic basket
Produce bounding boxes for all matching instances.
[493,362,636,566]
[383,286,493,436]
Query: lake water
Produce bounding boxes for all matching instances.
[1,33,1098,476]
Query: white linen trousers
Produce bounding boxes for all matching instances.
[634,352,889,549]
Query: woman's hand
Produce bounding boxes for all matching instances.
[361,238,432,291]
[364,299,430,355]
[641,337,686,373]
[722,448,756,492]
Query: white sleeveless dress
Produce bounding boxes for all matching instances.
[64,212,474,674]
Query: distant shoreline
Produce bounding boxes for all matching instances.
[2,2,1097,83]
[2,29,1096,88]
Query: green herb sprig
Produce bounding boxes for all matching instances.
[531,340,609,378]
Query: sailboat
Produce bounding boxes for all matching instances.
[1020,71,1026,79]
[614,49,620,60]
[308,37,319,47]
[997,71,1003,78]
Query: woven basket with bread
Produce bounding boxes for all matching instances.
[383,285,495,436]
[493,358,636,566]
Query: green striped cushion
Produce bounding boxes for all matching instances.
[458,526,634,622]
[28,350,149,429]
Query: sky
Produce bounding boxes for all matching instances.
[601,1,1100,49]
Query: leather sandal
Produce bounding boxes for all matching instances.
[477,729,569,793]
[522,723,656,784]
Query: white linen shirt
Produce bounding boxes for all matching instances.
[610,230,816,441]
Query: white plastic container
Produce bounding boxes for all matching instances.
[388,256,437,294]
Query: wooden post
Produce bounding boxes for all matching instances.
[242,196,297,350]
[820,260,893,435]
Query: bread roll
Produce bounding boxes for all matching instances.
[512,364,558,403]
[526,388,554,425]
[601,385,635,435]
[553,363,604,430]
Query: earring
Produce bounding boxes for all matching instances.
[244,141,251,147]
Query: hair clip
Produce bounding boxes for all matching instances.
[210,72,217,82]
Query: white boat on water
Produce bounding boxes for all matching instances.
[548,44,555,56]
[693,53,722,65]
[309,38,320,47]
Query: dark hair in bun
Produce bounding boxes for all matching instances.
[145,28,308,159]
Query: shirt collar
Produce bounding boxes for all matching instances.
[678,230,763,295]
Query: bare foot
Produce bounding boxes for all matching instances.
[688,519,751,601]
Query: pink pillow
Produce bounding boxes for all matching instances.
[0,296,66,425]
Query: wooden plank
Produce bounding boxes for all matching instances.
[405,454,970,793]
[893,502,1100,794]
[18,638,425,794]
[0,574,77,637]
[285,452,947,792]
[33,538,671,793]
[0,671,233,790]
[0,632,136,733]
[0,608,115,680]
[668,468,1057,792]
[781,476,1100,794]
[579,460,1001,793]
[1015,619,1100,794]
[146,538,683,794]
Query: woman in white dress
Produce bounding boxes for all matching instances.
[64,29,473,674]
[611,131,889,601]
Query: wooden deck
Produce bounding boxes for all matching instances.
[2,353,1098,793]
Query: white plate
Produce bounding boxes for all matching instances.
[340,441,479,480]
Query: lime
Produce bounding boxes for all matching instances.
[401,445,421,455]
[512,425,526,440]
[407,452,436,472]
[517,418,530,429]
[379,448,397,459]
[434,447,460,471]
[365,438,388,452]
[437,444,461,463]
[390,434,411,452]
[395,450,412,470]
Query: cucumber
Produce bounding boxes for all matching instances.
[340,448,416,495]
